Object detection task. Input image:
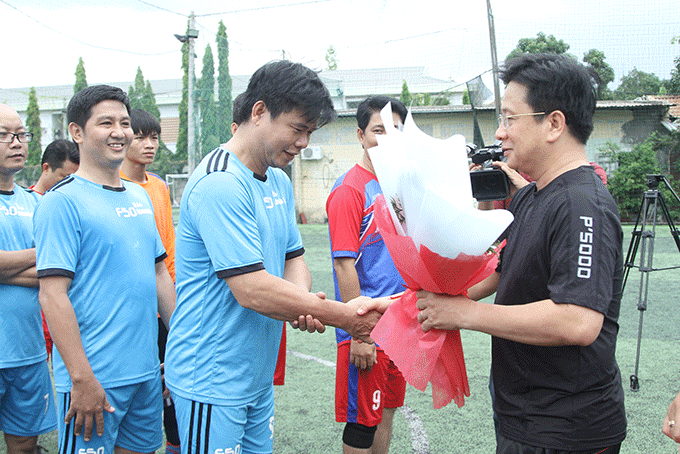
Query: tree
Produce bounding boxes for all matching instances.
[129,68,162,121]
[583,49,615,100]
[506,32,570,61]
[325,45,338,71]
[666,55,680,94]
[613,68,663,100]
[462,89,471,105]
[400,80,413,106]
[198,44,219,158]
[25,87,42,165]
[216,20,233,143]
[604,131,680,221]
[74,57,88,94]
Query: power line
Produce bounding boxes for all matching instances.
[195,0,334,17]
[0,0,179,56]
[136,0,187,17]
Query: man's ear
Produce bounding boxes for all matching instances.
[68,122,83,145]
[357,127,365,145]
[42,162,50,173]
[545,110,567,144]
[251,101,267,125]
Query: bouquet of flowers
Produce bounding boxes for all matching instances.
[368,103,513,408]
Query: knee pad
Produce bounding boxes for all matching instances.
[342,422,377,449]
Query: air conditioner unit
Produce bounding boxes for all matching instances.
[300,146,323,161]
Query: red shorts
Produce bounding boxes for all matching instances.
[274,324,286,386]
[335,340,406,427]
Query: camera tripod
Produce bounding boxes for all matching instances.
[622,174,680,391]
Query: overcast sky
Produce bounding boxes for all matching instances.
[2,0,678,92]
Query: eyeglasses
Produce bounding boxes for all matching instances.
[498,112,546,129]
[0,132,33,143]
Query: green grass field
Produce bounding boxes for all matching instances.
[7,224,680,453]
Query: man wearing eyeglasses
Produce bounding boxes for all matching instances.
[414,54,627,453]
[0,103,58,454]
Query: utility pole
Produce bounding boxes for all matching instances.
[486,0,502,122]
[187,12,197,173]
[175,12,199,173]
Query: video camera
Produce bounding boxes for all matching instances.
[467,142,510,202]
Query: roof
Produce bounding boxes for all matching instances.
[0,66,460,112]
[643,95,680,118]
[335,100,673,117]
[319,67,461,97]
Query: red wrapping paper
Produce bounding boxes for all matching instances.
[371,194,502,408]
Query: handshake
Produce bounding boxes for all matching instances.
[290,292,395,342]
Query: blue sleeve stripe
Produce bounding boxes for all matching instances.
[155,252,168,264]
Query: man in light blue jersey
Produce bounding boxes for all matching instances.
[0,103,57,454]
[34,86,176,454]
[164,60,382,454]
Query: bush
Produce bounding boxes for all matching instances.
[605,134,680,222]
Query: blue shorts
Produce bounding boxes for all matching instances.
[173,386,275,454]
[57,374,163,454]
[0,361,58,436]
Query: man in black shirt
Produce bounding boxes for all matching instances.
[415,53,626,453]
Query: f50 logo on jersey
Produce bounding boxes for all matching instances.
[0,204,32,217]
[115,202,153,218]
[78,448,104,454]
[263,191,286,209]
[214,446,241,454]
[577,216,594,279]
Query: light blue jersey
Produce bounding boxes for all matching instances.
[0,186,45,368]
[165,148,303,406]
[34,175,166,392]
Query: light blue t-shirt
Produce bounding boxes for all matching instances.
[34,175,166,392]
[0,186,45,368]
[165,148,304,406]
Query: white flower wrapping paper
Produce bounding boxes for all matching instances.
[368,103,513,258]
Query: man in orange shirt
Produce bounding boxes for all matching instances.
[120,108,179,454]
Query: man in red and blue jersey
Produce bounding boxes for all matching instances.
[326,96,408,454]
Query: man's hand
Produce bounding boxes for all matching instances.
[345,296,382,342]
[492,161,529,197]
[663,389,680,445]
[416,290,473,332]
[290,291,326,333]
[350,338,377,371]
[67,376,115,441]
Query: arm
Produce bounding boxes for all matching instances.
[282,255,325,333]
[283,254,312,291]
[334,257,377,371]
[0,248,36,280]
[156,261,176,329]
[0,266,38,287]
[467,271,499,301]
[415,292,604,347]
[225,269,379,341]
[38,275,114,441]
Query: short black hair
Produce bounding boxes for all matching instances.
[67,85,131,128]
[130,109,161,136]
[356,96,408,131]
[232,92,247,126]
[41,139,79,168]
[239,60,336,127]
[500,53,597,144]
